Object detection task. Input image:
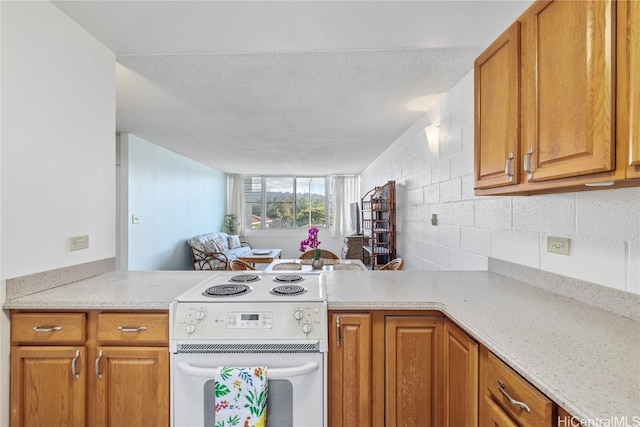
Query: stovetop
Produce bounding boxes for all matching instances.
[174,271,326,303]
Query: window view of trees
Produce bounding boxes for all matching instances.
[244,176,330,229]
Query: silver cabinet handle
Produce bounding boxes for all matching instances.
[524,147,534,181]
[117,326,148,333]
[497,380,531,413]
[71,350,80,379]
[95,349,104,379]
[335,316,341,347]
[504,152,515,182]
[32,326,62,332]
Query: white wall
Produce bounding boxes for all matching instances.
[245,228,343,261]
[120,133,227,270]
[361,70,640,295]
[1,1,116,279]
[1,1,116,424]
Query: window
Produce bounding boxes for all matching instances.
[243,176,332,229]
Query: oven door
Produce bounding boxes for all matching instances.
[171,351,325,427]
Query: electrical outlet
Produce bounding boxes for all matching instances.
[70,235,89,251]
[547,236,570,255]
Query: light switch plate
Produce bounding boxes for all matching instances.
[547,236,570,255]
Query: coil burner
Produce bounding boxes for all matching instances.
[228,274,261,283]
[203,284,252,297]
[270,284,307,296]
[273,274,304,283]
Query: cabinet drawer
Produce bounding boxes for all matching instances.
[484,349,553,427]
[96,312,168,344]
[11,312,86,344]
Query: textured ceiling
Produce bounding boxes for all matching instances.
[53,1,533,175]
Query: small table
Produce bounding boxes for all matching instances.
[238,249,282,267]
[264,258,367,272]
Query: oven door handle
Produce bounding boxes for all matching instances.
[176,361,319,379]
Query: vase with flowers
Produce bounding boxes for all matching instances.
[300,226,323,269]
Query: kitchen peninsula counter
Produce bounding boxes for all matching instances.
[4,269,639,422]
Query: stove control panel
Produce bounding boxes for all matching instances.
[171,302,327,341]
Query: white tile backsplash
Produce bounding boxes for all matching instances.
[491,229,541,268]
[360,68,640,294]
[576,188,640,240]
[512,194,575,234]
[541,237,628,291]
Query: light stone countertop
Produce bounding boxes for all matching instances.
[4,269,639,422]
[3,270,215,310]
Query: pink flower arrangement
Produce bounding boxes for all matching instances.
[300,227,322,259]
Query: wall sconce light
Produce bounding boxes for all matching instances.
[425,121,441,153]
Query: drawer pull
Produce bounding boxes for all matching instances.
[497,380,531,413]
[32,326,62,333]
[95,350,104,379]
[117,326,148,333]
[524,147,534,181]
[505,152,514,182]
[71,350,80,379]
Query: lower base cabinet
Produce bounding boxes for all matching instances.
[329,311,451,427]
[329,311,571,427]
[479,346,554,427]
[10,310,169,427]
[443,320,479,427]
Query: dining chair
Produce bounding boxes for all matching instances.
[379,258,404,271]
[299,249,340,260]
[228,259,256,271]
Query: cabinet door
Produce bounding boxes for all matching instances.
[94,347,169,427]
[481,395,519,427]
[620,0,640,177]
[384,316,442,427]
[328,312,372,427]
[521,0,615,182]
[10,346,86,427]
[443,320,478,427]
[474,22,521,189]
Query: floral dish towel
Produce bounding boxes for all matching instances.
[214,366,268,427]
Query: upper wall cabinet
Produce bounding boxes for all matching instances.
[474,0,640,195]
[620,0,640,178]
[474,23,521,190]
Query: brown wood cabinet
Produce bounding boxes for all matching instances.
[474,22,521,190]
[475,0,640,195]
[619,0,640,179]
[443,319,479,427]
[328,312,373,427]
[342,235,369,260]
[10,310,169,427]
[329,311,444,427]
[10,346,87,427]
[479,346,554,427]
[384,315,443,427]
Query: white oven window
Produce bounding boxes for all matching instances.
[172,352,325,427]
